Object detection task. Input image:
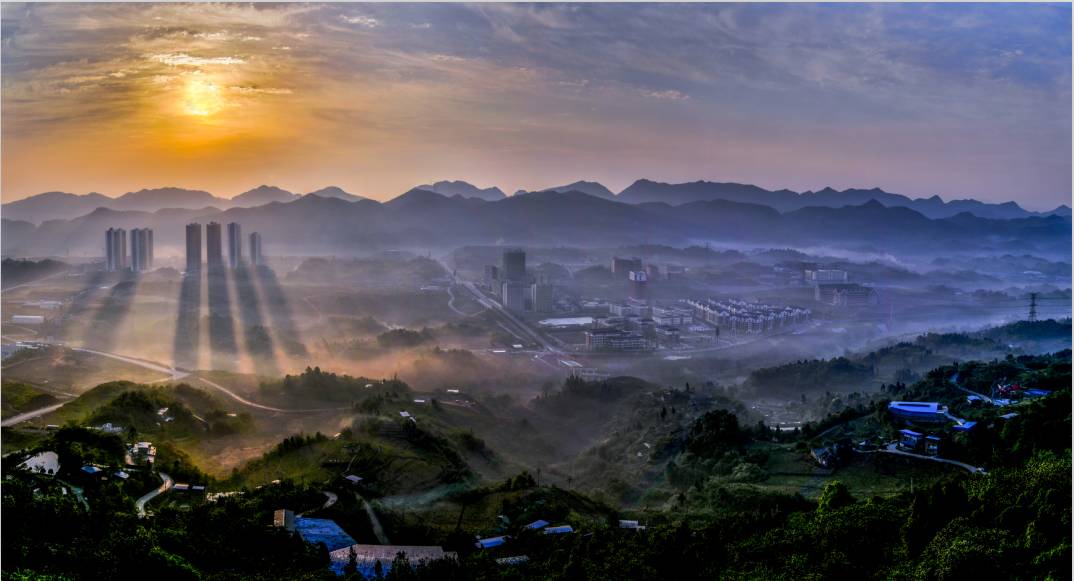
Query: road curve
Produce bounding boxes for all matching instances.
[136,471,173,517]
[74,348,187,381]
[1,401,69,427]
[196,376,348,414]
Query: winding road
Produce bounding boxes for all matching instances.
[135,472,173,517]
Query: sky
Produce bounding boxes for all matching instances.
[1,3,1070,210]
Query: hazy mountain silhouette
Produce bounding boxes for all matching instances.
[231,185,299,206]
[537,181,617,200]
[3,192,1069,258]
[616,179,1047,220]
[306,186,366,202]
[415,180,505,201]
[2,191,113,223]
[111,187,225,212]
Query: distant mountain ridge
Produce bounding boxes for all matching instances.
[3,188,1068,260]
[2,177,1067,225]
[616,179,1062,220]
[415,180,505,201]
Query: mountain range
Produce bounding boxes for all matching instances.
[2,185,368,224]
[3,186,1069,259]
[5,179,1067,225]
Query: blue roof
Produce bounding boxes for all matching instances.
[899,429,922,437]
[925,435,941,441]
[294,517,357,552]
[952,421,977,432]
[524,520,549,530]
[476,536,507,549]
[1025,389,1052,397]
[81,465,102,474]
[889,401,943,414]
[543,525,574,535]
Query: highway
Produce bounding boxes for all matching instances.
[457,281,562,353]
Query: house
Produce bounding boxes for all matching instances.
[619,520,646,530]
[191,485,206,494]
[173,483,190,492]
[898,429,923,451]
[273,509,296,531]
[343,474,363,485]
[81,465,102,475]
[924,435,941,456]
[951,421,977,432]
[543,525,574,535]
[475,536,508,549]
[114,470,130,480]
[328,544,454,577]
[523,520,548,531]
[130,441,157,466]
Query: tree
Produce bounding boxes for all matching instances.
[817,481,854,513]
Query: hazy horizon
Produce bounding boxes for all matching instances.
[2,3,1071,210]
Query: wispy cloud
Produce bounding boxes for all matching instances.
[149,52,246,67]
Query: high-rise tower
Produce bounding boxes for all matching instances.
[227,222,242,269]
[206,222,223,270]
[249,232,263,266]
[185,223,202,273]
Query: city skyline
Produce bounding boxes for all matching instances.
[2,3,1070,210]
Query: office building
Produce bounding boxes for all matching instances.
[501,280,527,312]
[185,223,202,273]
[249,232,263,266]
[484,265,500,294]
[227,222,242,269]
[612,256,642,278]
[646,263,661,280]
[130,228,153,272]
[531,282,553,313]
[628,270,648,300]
[105,227,127,272]
[205,222,223,270]
[502,249,526,281]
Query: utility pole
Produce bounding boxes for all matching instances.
[1029,293,1039,322]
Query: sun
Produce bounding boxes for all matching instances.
[183,77,224,117]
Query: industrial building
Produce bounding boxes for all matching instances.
[205,222,223,270]
[584,328,653,351]
[249,232,263,266]
[105,227,127,272]
[887,401,950,424]
[185,222,202,273]
[227,222,243,269]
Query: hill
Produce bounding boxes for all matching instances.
[231,185,299,206]
[415,180,505,201]
[539,180,617,200]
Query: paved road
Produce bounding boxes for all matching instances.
[880,443,986,475]
[459,282,562,353]
[196,376,348,414]
[357,493,391,544]
[0,401,70,427]
[136,472,173,517]
[74,348,187,381]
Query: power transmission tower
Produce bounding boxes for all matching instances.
[1028,293,1038,322]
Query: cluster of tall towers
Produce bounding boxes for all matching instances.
[185,221,263,273]
[105,227,154,272]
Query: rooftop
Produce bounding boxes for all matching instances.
[295,517,357,553]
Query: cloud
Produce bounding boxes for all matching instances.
[148,52,246,67]
[640,89,689,101]
[340,14,379,28]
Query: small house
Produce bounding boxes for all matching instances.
[898,429,923,451]
[274,509,296,531]
[523,520,548,531]
[344,474,363,485]
[475,536,508,549]
[173,483,190,492]
[924,435,941,456]
[543,525,574,535]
